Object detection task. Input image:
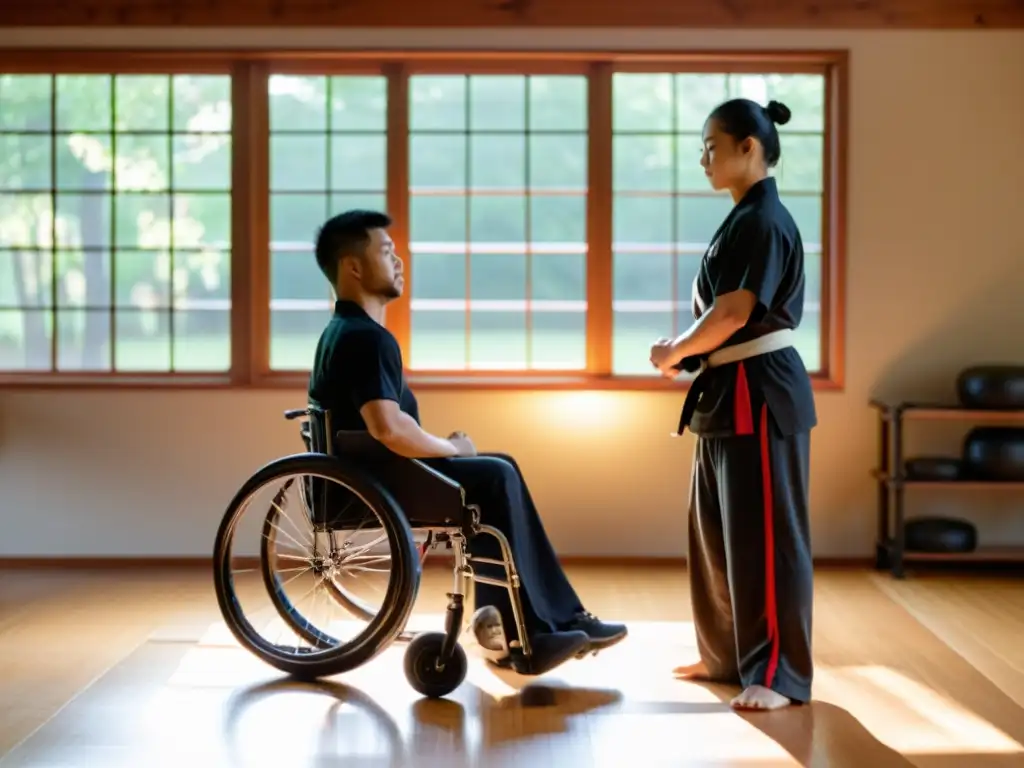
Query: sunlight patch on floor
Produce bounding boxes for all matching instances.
[159,618,803,765]
[149,618,1024,766]
[815,665,1024,756]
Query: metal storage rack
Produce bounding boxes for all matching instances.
[870,400,1024,578]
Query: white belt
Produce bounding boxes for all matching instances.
[670,329,794,439]
[702,329,795,371]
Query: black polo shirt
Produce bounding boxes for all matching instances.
[307,300,419,430]
[686,177,817,437]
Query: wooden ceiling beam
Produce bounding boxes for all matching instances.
[3,0,1023,29]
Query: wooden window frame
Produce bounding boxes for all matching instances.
[0,48,847,392]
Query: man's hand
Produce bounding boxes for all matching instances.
[448,432,477,457]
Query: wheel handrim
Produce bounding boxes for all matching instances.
[213,458,419,671]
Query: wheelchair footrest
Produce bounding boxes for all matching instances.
[503,653,560,677]
[499,636,591,677]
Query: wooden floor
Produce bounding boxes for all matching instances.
[2,564,1024,767]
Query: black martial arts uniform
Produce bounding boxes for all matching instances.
[307,300,586,642]
[675,177,817,704]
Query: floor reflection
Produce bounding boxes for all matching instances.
[220,674,625,768]
[4,614,1024,768]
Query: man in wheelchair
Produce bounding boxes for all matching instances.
[307,209,628,675]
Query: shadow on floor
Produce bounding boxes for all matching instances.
[693,679,980,768]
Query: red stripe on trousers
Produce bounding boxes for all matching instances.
[760,403,780,688]
[733,363,780,689]
[734,362,754,436]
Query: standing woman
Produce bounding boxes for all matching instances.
[648,98,817,711]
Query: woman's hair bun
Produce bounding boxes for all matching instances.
[765,100,792,126]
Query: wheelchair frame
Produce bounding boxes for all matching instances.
[286,404,535,664]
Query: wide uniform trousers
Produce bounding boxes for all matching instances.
[423,453,584,641]
[688,404,815,704]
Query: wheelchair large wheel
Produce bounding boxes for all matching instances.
[213,453,420,681]
[256,482,425,647]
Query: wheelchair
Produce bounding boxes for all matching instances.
[212,403,536,699]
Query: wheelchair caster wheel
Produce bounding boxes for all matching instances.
[403,632,467,699]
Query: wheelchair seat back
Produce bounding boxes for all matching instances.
[298,403,468,531]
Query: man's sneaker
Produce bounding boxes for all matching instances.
[562,610,628,654]
[470,605,510,663]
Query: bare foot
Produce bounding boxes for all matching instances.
[730,685,792,711]
[672,660,710,679]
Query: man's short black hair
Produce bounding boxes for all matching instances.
[314,209,392,286]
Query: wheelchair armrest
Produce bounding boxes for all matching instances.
[333,429,395,458]
[333,430,467,527]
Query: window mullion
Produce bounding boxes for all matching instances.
[384,62,411,359]
[586,61,613,375]
[230,60,270,385]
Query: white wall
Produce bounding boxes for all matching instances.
[1,28,1023,558]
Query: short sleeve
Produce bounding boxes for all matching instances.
[713,216,785,309]
[342,329,404,410]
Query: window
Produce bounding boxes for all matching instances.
[407,73,589,371]
[0,52,845,390]
[267,73,388,371]
[0,72,232,374]
[610,71,826,375]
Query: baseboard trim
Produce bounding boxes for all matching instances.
[0,555,874,569]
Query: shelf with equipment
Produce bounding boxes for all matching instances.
[870,400,1024,578]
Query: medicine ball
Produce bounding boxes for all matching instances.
[962,427,1024,481]
[904,457,962,481]
[905,517,977,554]
[956,365,1024,410]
